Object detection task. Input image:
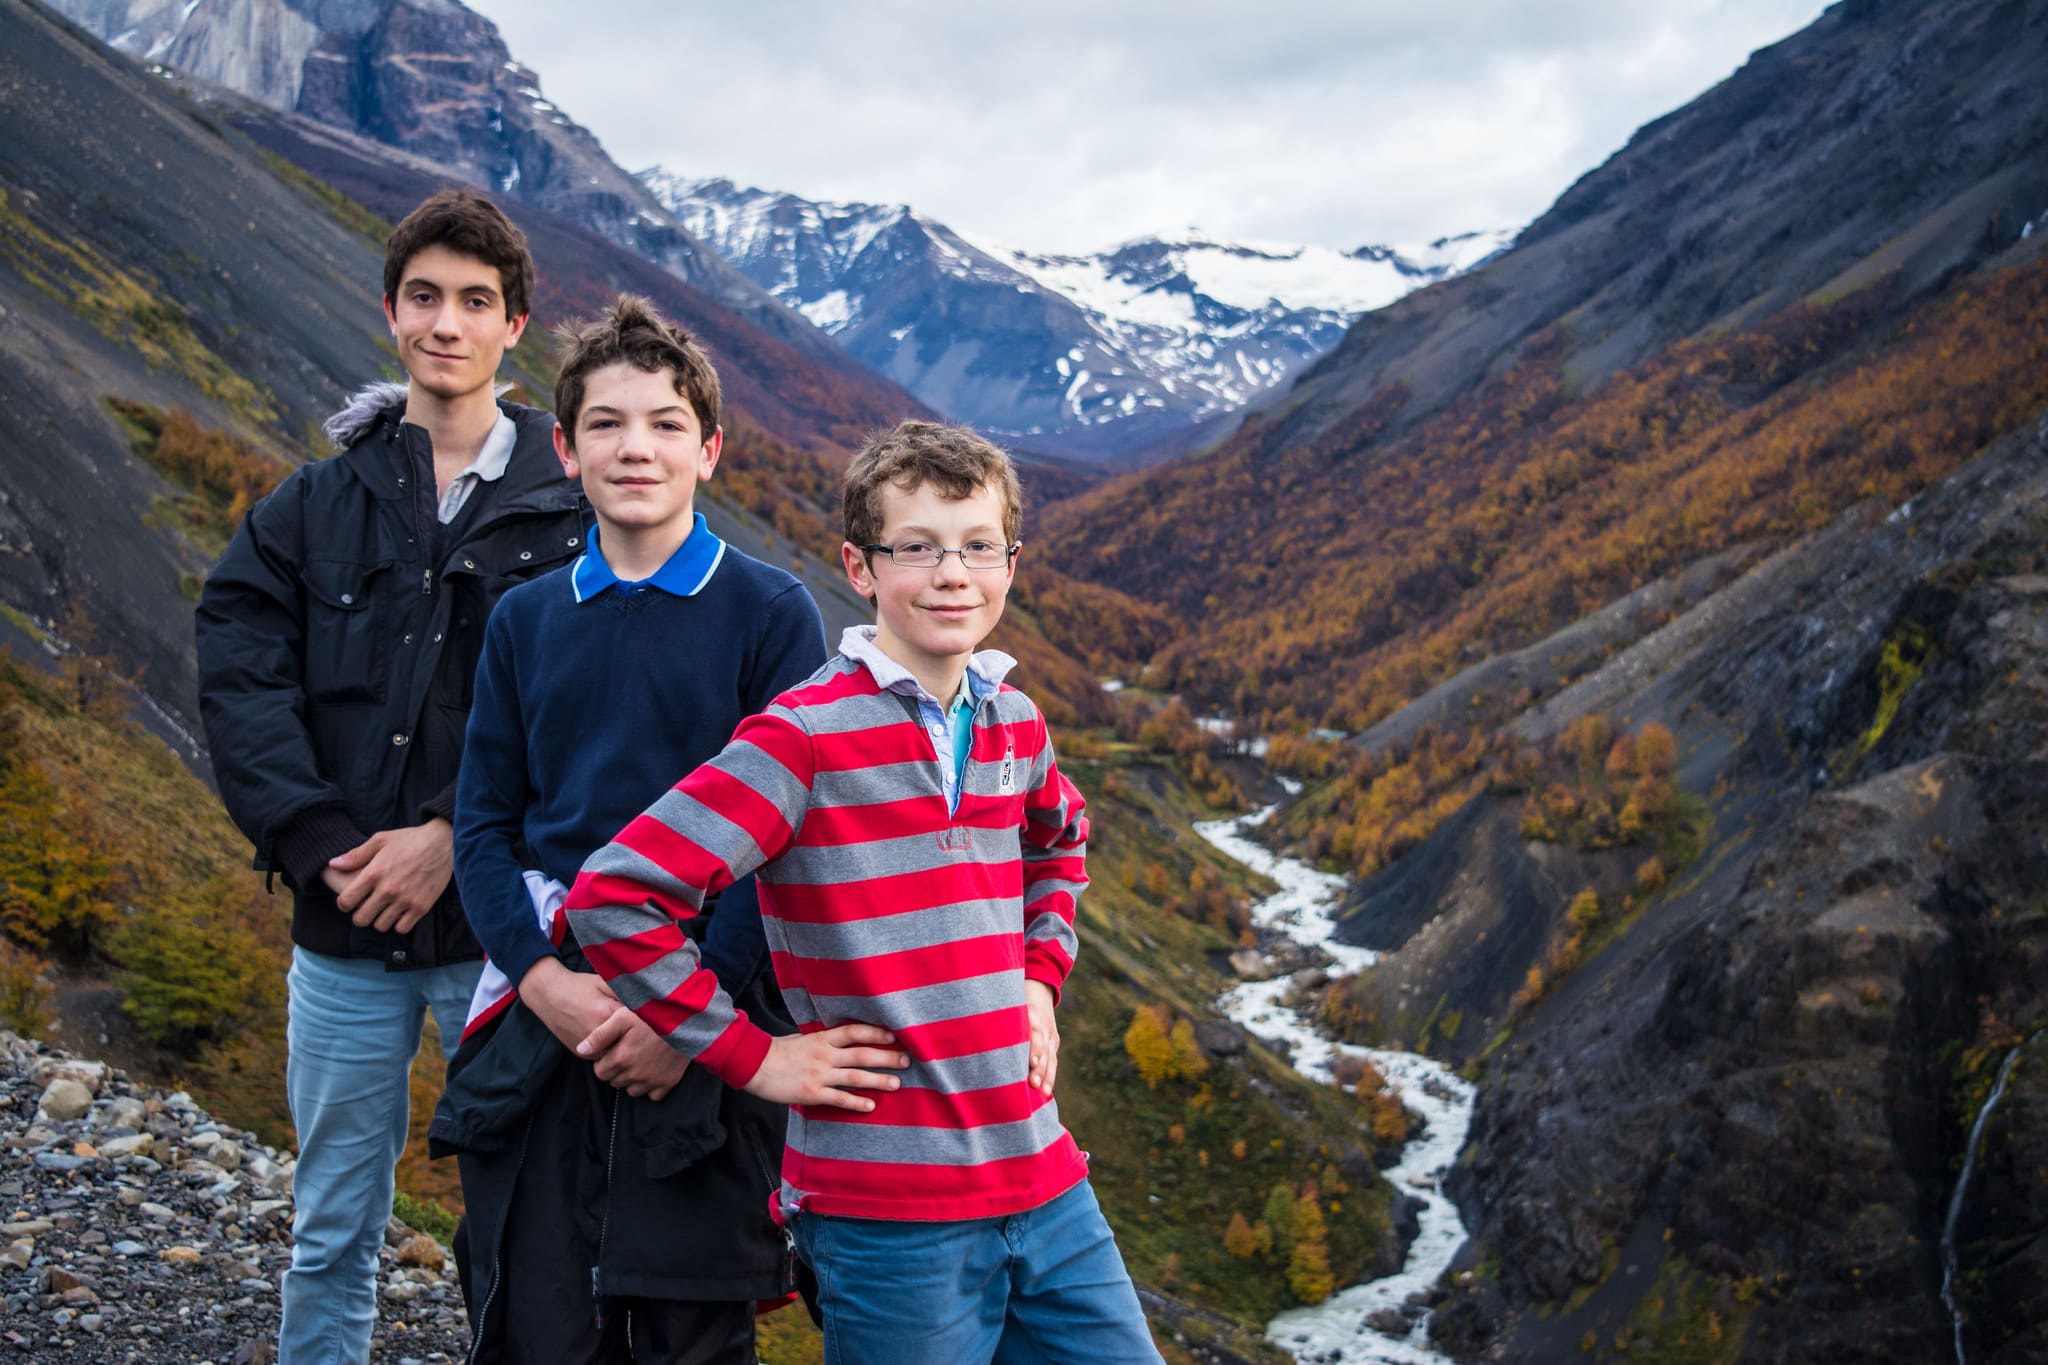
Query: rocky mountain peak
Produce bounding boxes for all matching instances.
[43,0,864,373]
[653,174,1508,458]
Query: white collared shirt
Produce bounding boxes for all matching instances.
[436,411,518,524]
[838,626,1015,812]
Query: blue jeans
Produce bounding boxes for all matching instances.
[281,947,480,1365]
[793,1180,1161,1365]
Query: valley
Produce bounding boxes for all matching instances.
[2,0,2048,1360]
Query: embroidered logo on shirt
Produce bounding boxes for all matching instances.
[937,826,975,852]
[998,741,1016,796]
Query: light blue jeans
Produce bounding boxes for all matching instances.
[793,1180,1162,1365]
[281,947,480,1365]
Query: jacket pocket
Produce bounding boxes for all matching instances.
[631,1065,729,1179]
[301,558,394,703]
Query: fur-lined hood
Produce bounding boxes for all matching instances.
[320,381,409,451]
[320,381,523,450]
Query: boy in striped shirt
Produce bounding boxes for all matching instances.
[568,421,1160,1363]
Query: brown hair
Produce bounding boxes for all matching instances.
[382,188,535,320]
[552,295,722,442]
[842,420,1024,551]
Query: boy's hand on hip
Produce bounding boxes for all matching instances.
[1025,980,1060,1097]
[326,819,454,934]
[521,958,625,1054]
[743,1025,910,1112]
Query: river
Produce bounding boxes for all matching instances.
[1193,802,1475,1365]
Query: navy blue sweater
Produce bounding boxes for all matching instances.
[454,531,827,990]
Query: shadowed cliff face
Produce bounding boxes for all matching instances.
[1959,1034,2048,1365]
[0,1,403,737]
[1412,420,2048,1360]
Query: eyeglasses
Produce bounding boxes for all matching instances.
[860,540,1019,570]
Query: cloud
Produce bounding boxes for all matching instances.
[468,0,1831,253]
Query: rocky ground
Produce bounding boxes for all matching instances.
[0,1032,467,1363]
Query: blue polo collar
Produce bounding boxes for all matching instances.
[570,514,726,603]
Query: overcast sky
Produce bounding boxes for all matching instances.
[466,0,1832,256]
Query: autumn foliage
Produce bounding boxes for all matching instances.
[1518,718,1683,850]
[1123,1002,1210,1089]
[1042,260,2048,748]
[105,399,289,554]
[0,649,295,1142]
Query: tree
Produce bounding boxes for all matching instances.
[112,876,262,1045]
[1169,1018,1209,1082]
[0,940,53,1036]
[1124,1004,1175,1089]
[1367,1090,1411,1146]
[1263,1183,1300,1257]
[1603,732,1636,782]
[1220,1211,1253,1268]
[0,742,118,956]
[1144,861,1172,901]
[1633,722,1677,778]
[1287,1193,1335,1304]
[1564,714,1612,782]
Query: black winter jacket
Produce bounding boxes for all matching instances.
[195,385,585,968]
[431,933,798,1351]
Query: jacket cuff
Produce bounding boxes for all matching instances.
[697,1017,775,1089]
[273,805,370,892]
[418,781,458,826]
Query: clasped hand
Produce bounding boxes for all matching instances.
[577,1013,911,1112]
[522,957,687,1100]
[322,819,454,934]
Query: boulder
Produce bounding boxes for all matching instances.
[1227,949,1269,979]
[1191,1021,1247,1058]
[394,1234,444,1271]
[37,1078,92,1122]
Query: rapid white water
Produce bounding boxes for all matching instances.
[1194,805,1475,1364]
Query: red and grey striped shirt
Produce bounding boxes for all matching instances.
[565,639,1090,1222]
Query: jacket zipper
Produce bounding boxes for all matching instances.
[466,1108,536,1365]
[592,1089,621,1330]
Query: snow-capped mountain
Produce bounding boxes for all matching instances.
[648,172,1511,459]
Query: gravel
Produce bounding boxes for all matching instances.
[0,1033,468,1362]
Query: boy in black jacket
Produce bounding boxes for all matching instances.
[434,296,892,1362]
[195,189,583,1364]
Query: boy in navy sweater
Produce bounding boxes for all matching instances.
[433,295,902,1363]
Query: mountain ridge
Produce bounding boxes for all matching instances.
[39,0,886,385]
[1040,0,2048,721]
[653,171,1507,458]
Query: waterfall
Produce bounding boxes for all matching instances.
[1941,1030,2042,1364]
